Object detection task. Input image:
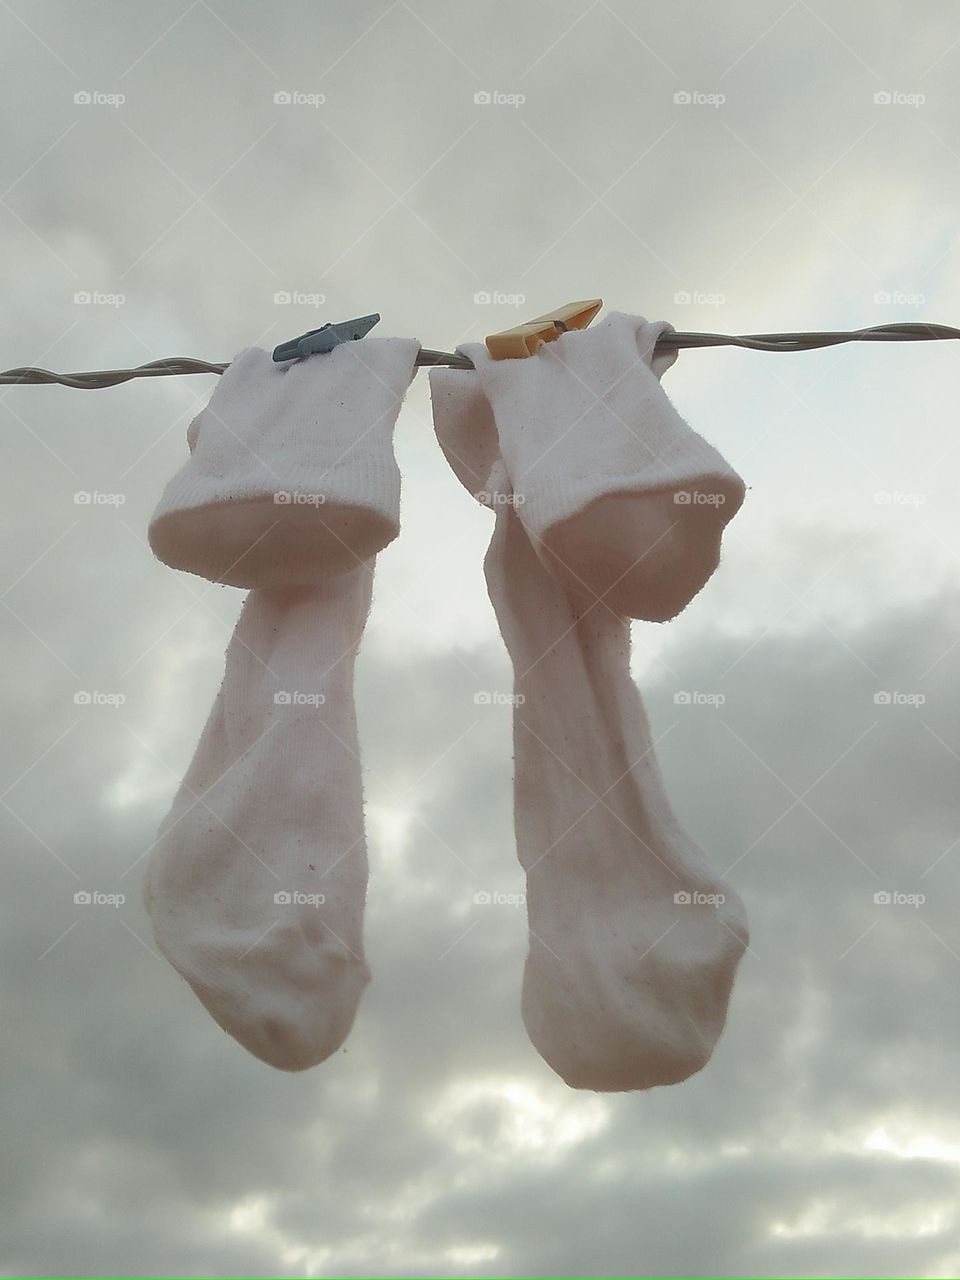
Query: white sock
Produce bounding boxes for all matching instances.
[149,341,417,589]
[458,313,745,621]
[145,577,373,1070]
[431,351,748,1092]
[145,338,419,1069]
[484,503,748,1092]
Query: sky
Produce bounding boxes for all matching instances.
[2,1,960,1276]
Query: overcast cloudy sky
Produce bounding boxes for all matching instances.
[2,1,960,1276]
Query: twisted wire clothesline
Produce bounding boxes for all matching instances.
[1,323,957,390]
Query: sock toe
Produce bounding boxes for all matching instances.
[157,923,371,1071]
[522,889,748,1092]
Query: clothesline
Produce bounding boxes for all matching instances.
[1,322,957,390]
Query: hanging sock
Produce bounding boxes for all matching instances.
[430,332,748,1092]
[145,338,420,1070]
[456,313,745,622]
[481,501,748,1091]
[149,341,414,588]
[145,578,373,1070]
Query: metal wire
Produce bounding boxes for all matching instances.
[1,324,957,389]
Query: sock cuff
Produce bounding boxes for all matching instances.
[149,339,420,587]
[458,313,744,538]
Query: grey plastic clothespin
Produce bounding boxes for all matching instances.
[272,313,381,363]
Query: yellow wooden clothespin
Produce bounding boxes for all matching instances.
[485,299,603,360]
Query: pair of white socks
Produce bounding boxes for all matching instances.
[145,313,747,1091]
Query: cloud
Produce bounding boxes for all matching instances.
[4,520,960,1276]
[3,0,960,1274]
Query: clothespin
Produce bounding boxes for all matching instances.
[272,313,381,363]
[485,299,603,360]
